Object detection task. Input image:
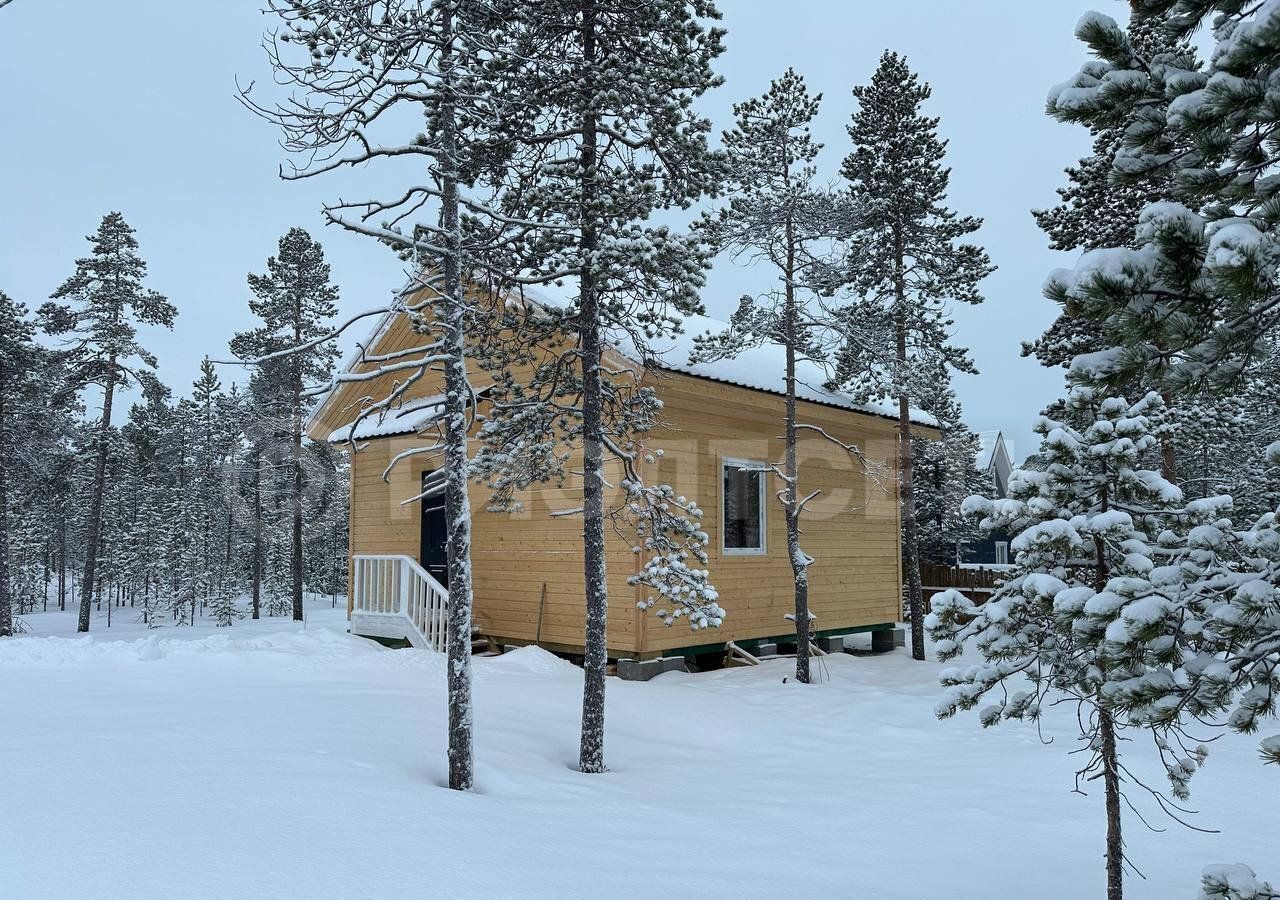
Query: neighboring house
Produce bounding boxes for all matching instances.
[307,283,936,664]
[964,430,1015,566]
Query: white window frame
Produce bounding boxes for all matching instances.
[994,541,1009,565]
[721,457,768,556]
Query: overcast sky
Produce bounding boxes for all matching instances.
[0,1,1110,461]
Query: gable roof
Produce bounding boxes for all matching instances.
[976,431,1011,473]
[310,279,939,437]
[517,284,937,427]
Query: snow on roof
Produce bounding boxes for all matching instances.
[304,276,415,437]
[319,278,937,434]
[329,380,495,443]
[518,283,937,428]
[328,394,449,443]
[642,313,934,425]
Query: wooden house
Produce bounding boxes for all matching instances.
[306,284,936,665]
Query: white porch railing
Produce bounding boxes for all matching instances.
[350,554,449,651]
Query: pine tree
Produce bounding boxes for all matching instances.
[302,439,348,604]
[1028,7,1194,374]
[1026,25,1280,895]
[188,360,239,626]
[35,425,80,614]
[833,52,994,661]
[691,69,869,683]
[1035,8,1203,483]
[929,388,1199,900]
[930,384,1280,900]
[910,373,988,565]
[230,228,338,624]
[252,0,725,780]
[121,379,178,625]
[250,0,520,792]
[240,370,280,622]
[0,291,43,636]
[472,0,727,771]
[214,383,250,611]
[11,381,79,618]
[40,212,176,633]
[1043,5,1280,398]
[0,298,70,629]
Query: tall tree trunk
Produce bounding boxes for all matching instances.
[439,1,476,792]
[1092,472,1123,899]
[1159,388,1177,484]
[0,363,13,638]
[78,366,117,633]
[225,502,234,606]
[58,521,66,612]
[252,450,263,620]
[331,520,339,607]
[1099,704,1125,900]
[577,0,608,775]
[291,364,305,622]
[783,222,810,684]
[894,233,925,661]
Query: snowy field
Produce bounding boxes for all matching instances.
[3,601,1273,899]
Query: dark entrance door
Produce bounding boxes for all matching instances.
[420,471,449,588]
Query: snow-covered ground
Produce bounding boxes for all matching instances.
[3,602,1273,899]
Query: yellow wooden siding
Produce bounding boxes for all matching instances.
[348,431,643,654]
[315,289,918,658]
[331,294,646,654]
[636,369,904,655]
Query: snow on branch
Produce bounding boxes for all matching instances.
[617,446,724,631]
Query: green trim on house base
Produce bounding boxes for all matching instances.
[652,622,897,660]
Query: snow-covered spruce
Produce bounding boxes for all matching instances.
[1198,864,1278,900]
[928,388,1204,900]
[1043,4,1280,399]
[829,51,993,662]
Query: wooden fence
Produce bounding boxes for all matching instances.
[917,564,1001,602]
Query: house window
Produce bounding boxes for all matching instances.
[994,541,1009,565]
[722,458,766,554]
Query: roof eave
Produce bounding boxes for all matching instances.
[652,364,937,430]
